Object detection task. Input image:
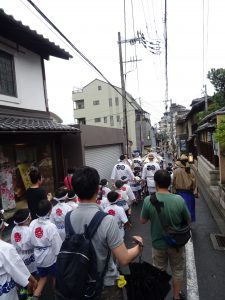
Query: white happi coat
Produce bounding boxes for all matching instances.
[11,225,36,274]
[101,187,111,198]
[111,161,134,183]
[0,240,30,300]
[29,217,62,268]
[123,184,135,205]
[142,162,160,188]
[115,188,129,211]
[97,197,110,210]
[50,202,72,241]
[104,204,128,238]
[66,201,78,210]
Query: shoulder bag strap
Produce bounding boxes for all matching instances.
[85,211,108,239]
[150,194,168,231]
[64,211,74,236]
[86,211,111,282]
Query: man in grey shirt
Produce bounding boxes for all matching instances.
[70,166,143,300]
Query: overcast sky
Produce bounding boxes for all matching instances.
[1,0,225,125]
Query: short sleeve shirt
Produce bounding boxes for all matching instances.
[69,203,123,286]
[141,193,190,250]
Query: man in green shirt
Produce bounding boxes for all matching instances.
[140,169,191,300]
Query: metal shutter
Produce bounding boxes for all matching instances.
[84,144,122,182]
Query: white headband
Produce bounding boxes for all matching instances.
[14,213,31,225]
[53,194,68,202]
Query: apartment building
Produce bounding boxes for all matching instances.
[72,79,153,153]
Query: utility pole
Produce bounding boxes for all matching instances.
[118,32,128,153]
[204,84,208,112]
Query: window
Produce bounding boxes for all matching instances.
[116,115,120,122]
[110,116,114,126]
[0,50,16,97]
[76,99,84,109]
[98,85,102,91]
[104,117,107,123]
[93,100,100,105]
[115,97,119,106]
[109,98,112,107]
[77,118,86,125]
[95,118,101,123]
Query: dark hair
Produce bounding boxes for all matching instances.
[120,154,125,161]
[107,191,119,203]
[29,167,42,184]
[37,199,52,217]
[13,209,30,224]
[55,186,67,199]
[115,180,124,189]
[154,169,171,188]
[100,179,108,186]
[67,190,76,199]
[72,166,100,200]
[67,167,75,174]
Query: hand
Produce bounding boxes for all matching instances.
[27,276,38,293]
[132,236,143,248]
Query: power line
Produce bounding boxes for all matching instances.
[25,0,137,111]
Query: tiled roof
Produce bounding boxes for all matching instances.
[0,9,72,60]
[0,117,78,133]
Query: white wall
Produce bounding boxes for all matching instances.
[0,38,46,111]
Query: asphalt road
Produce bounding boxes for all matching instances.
[41,191,225,300]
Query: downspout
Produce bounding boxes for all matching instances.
[41,57,49,113]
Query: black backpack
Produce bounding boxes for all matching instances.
[55,210,110,300]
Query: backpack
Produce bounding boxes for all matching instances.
[55,210,110,300]
[150,194,191,248]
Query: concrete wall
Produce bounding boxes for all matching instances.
[0,37,46,111]
[197,155,220,186]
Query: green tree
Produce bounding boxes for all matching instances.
[208,68,225,93]
[214,116,225,148]
[197,68,225,122]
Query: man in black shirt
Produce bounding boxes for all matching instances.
[26,167,47,219]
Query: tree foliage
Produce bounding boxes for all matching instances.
[208,68,225,93]
[197,69,225,122]
[214,117,225,147]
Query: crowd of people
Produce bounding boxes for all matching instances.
[0,150,197,300]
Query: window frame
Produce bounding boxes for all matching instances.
[94,117,101,123]
[109,98,112,107]
[115,97,119,106]
[93,100,100,105]
[0,49,17,97]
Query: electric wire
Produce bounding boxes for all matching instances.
[130,0,141,106]
[25,0,137,111]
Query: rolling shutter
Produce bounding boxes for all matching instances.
[84,144,122,182]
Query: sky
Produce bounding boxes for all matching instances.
[1,0,225,125]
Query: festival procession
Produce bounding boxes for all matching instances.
[1,1,225,300]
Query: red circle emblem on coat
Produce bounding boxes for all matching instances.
[96,199,101,205]
[108,209,116,216]
[102,190,106,196]
[35,227,43,238]
[56,208,63,216]
[121,187,126,191]
[14,232,21,242]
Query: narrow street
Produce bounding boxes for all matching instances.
[41,189,225,300]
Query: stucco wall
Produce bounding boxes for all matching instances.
[0,37,46,111]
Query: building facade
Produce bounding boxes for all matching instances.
[0,9,80,212]
[72,79,153,154]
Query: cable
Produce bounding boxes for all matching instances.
[25,0,137,111]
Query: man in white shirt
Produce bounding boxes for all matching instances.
[111,155,135,186]
[142,153,160,194]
